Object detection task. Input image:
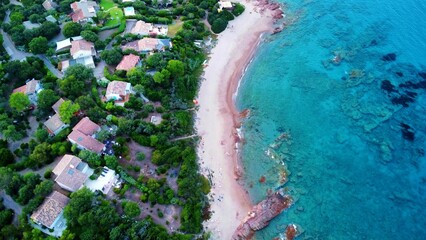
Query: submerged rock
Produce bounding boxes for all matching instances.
[381,80,397,93]
[391,92,417,107]
[232,192,292,240]
[418,72,426,80]
[395,71,404,77]
[400,123,415,141]
[381,53,397,61]
[399,80,426,89]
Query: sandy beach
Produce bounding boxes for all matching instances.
[196,1,278,238]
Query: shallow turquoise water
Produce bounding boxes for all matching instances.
[237,0,426,239]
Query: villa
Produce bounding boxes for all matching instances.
[70,0,99,23]
[42,0,57,11]
[44,98,69,136]
[130,20,168,36]
[67,117,105,154]
[53,155,91,192]
[121,38,172,53]
[105,80,133,106]
[61,39,96,71]
[30,191,69,236]
[12,79,42,104]
[116,54,140,71]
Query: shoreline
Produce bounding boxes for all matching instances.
[196,0,281,238]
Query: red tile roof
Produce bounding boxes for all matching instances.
[72,117,100,136]
[70,39,94,57]
[116,54,140,71]
[68,130,105,153]
[30,191,69,228]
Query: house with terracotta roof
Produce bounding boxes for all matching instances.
[105,81,132,106]
[116,54,140,71]
[70,0,99,23]
[42,0,57,11]
[30,191,69,235]
[67,117,105,154]
[44,98,69,136]
[12,79,42,104]
[61,39,96,71]
[121,38,172,53]
[53,155,91,192]
[130,20,168,36]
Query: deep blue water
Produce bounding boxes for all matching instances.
[237,0,426,239]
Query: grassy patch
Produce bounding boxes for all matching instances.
[167,20,183,37]
[105,8,123,27]
[100,0,115,10]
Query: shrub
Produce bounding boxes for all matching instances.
[211,18,228,34]
[44,168,53,179]
[232,3,245,16]
[136,152,145,161]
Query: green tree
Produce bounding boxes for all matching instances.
[29,36,48,54]
[153,71,165,84]
[122,201,141,218]
[10,12,24,24]
[27,143,52,168]
[104,155,118,170]
[81,30,99,43]
[40,21,61,39]
[166,60,185,77]
[37,89,60,111]
[64,64,94,82]
[33,180,54,197]
[59,100,80,124]
[9,92,30,111]
[60,75,86,99]
[62,22,82,38]
[78,150,101,167]
[63,188,94,229]
[2,125,23,141]
[211,18,228,33]
[100,49,123,65]
[35,128,49,142]
[0,148,14,167]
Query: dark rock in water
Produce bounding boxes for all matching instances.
[381,80,397,93]
[399,80,426,89]
[405,91,417,98]
[400,123,415,141]
[370,40,378,46]
[419,72,426,80]
[395,72,404,77]
[381,53,397,61]
[391,94,415,107]
[341,76,347,80]
[232,192,292,240]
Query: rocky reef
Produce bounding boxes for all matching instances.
[232,192,292,240]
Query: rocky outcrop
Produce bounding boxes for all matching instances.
[232,192,292,240]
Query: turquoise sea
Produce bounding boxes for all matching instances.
[236,0,426,239]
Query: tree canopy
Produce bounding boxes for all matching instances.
[59,100,80,124]
[62,22,82,38]
[37,89,60,112]
[100,49,123,65]
[9,92,30,111]
[29,36,49,54]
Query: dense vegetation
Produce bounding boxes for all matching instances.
[0,0,245,238]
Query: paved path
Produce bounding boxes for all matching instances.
[1,30,32,61]
[0,190,22,225]
[38,54,63,78]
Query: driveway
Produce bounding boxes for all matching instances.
[38,54,63,78]
[94,60,106,78]
[0,190,22,225]
[1,30,32,61]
